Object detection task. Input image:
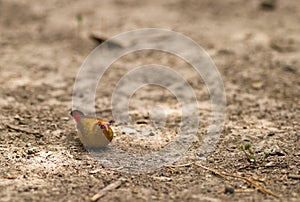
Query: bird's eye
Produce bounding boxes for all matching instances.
[98,121,109,131]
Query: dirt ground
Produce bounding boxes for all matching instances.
[0,0,299,201]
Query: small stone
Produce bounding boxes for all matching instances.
[260,0,277,11]
[136,120,148,124]
[27,148,36,155]
[265,162,275,167]
[251,82,263,90]
[149,132,155,136]
[270,145,285,156]
[37,95,45,101]
[89,169,102,174]
[14,114,22,121]
[61,117,69,121]
[224,186,235,194]
[267,132,275,136]
[34,133,44,138]
[152,176,172,181]
[122,127,136,135]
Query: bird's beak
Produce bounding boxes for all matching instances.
[103,124,109,131]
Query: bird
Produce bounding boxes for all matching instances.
[70,110,114,148]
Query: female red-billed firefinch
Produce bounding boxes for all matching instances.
[70,110,114,148]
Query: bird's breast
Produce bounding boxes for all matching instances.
[76,118,111,148]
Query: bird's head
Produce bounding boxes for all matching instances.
[70,110,84,124]
[97,120,114,141]
[98,120,110,131]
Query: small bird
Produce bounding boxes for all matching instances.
[70,110,114,148]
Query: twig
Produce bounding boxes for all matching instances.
[166,162,193,172]
[165,162,280,198]
[96,108,112,113]
[166,162,193,168]
[6,124,39,135]
[91,177,126,201]
[4,174,17,179]
[194,162,281,199]
[235,189,255,193]
[288,174,300,180]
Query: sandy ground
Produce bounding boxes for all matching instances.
[0,0,299,201]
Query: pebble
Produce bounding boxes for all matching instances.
[148,132,155,136]
[251,82,264,90]
[122,127,137,135]
[260,0,277,11]
[265,162,275,167]
[224,185,235,194]
[27,148,36,155]
[61,117,69,121]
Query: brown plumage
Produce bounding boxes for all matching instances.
[70,110,114,148]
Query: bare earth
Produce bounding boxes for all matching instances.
[0,0,299,201]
